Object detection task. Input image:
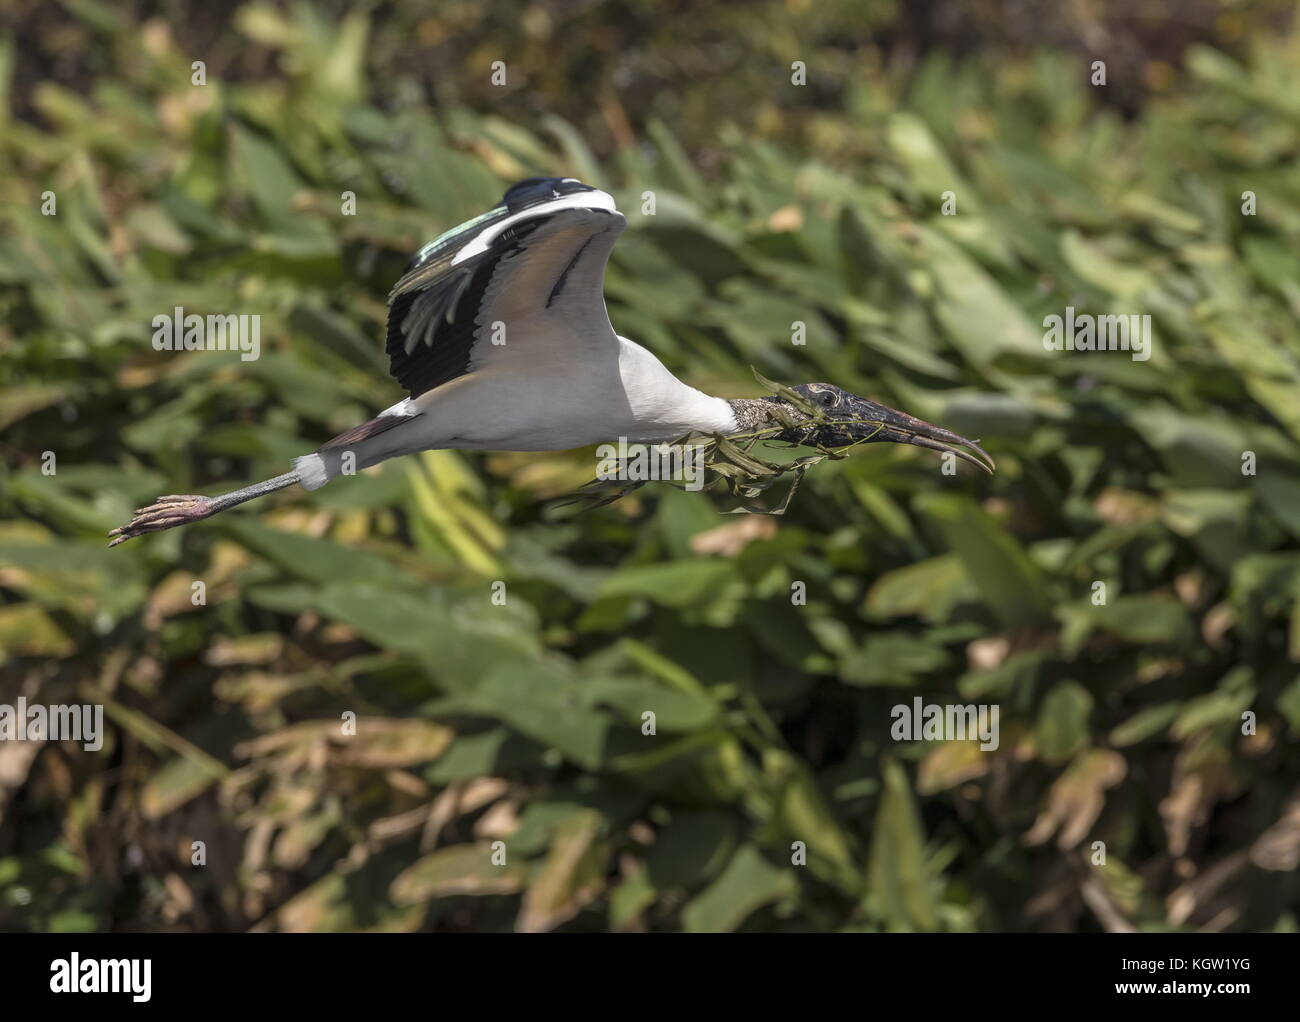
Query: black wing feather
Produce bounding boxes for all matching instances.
[385,221,542,398]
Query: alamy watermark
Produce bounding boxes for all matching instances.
[1043,306,1152,362]
[891,698,999,751]
[151,306,260,361]
[0,698,103,751]
[596,438,707,492]
[50,954,150,1002]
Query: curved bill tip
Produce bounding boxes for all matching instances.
[838,394,996,474]
[906,433,996,474]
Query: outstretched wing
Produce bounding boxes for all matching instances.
[384,177,626,399]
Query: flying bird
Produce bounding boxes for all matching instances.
[110,177,993,545]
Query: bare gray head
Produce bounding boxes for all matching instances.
[728,382,994,474]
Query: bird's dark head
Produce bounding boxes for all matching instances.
[495,177,623,232]
[503,177,601,212]
[762,382,995,474]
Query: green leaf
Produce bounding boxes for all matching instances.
[459,663,611,770]
[865,555,974,621]
[867,759,940,931]
[644,811,737,889]
[140,757,220,819]
[1035,682,1094,764]
[224,519,421,589]
[597,559,734,608]
[1110,702,1183,747]
[916,494,1052,626]
[681,844,796,933]
[840,633,952,687]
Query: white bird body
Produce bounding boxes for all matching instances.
[110,176,991,545]
[296,335,736,489]
[411,335,736,450]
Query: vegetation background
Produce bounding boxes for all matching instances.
[2,0,1299,932]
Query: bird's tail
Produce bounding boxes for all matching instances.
[292,452,331,491]
[296,407,417,490]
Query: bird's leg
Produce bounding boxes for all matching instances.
[108,470,301,547]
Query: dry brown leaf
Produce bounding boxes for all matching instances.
[1159,737,1236,857]
[1094,486,1160,525]
[1166,850,1249,927]
[966,635,1010,671]
[1249,789,1300,872]
[689,515,778,557]
[516,810,605,933]
[1025,749,1126,849]
[918,740,991,794]
[391,843,526,903]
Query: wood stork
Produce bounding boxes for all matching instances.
[109,177,993,545]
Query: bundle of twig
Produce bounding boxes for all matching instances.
[555,369,886,516]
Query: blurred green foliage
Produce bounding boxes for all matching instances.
[2,2,1300,932]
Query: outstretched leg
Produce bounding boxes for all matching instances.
[108,470,300,547]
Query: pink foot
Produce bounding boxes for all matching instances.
[108,494,214,546]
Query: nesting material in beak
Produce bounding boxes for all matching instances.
[780,383,995,475]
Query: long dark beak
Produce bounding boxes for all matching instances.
[832,396,996,474]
